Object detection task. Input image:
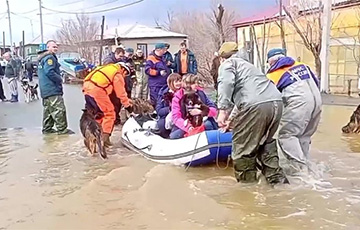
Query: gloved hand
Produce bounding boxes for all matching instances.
[160,70,167,76]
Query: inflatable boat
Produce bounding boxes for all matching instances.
[121,117,232,166]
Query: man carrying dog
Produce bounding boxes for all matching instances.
[38,40,72,135]
[267,48,322,174]
[216,42,287,185]
[83,62,133,146]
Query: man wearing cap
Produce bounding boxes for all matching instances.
[132,48,148,99]
[217,42,288,185]
[173,41,197,76]
[145,43,170,106]
[267,48,322,174]
[163,43,174,70]
[123,47,136,98]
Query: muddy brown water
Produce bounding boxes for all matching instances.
[0,83,360,229]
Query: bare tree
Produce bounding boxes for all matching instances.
[283,0,323,77]
[251,19,271,73]
[168,2,237,85]
[56,14,99,63]
[279,0,287,50]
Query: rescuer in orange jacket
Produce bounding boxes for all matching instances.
[82,62,132,146]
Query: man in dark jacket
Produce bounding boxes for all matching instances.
[25,58,34,82]
[163,43,174,70]
[145,43,170,106]
[173,42,197,76]
[3,52,19,102]
[210,52,220,90]
[123,47,136,98]
[37,40,72,135]
[103,46,124,65]
[0,62,7,102]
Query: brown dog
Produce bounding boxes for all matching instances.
[131,98,155,115]
[180,92,209,128]
[80,108,106,159]
[342,104,360,133]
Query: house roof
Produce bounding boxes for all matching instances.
[233,0,354,28]
[102,23,187,40]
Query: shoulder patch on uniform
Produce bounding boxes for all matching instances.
[47,59,53,65]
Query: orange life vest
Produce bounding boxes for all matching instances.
[84,64,120,89]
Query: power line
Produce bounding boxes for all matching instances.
[59,0,84,7]
[12,8,38,14]
[10,12,61,28]
[42,0,144,15]
[42,0,121,15]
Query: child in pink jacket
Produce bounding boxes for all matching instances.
[170,74,218,139]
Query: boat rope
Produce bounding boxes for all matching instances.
[184,133,202,172]
[215,130,231,170]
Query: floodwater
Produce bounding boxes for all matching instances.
[1,82,360,229]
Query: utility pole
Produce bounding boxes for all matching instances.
[99,16,105,65]
[320,0,332,93]
[39,0,44,44]
[22,30,25,59]
[6,0,13,52]
[2,31,5,55]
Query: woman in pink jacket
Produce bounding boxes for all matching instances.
[170,74,218,139]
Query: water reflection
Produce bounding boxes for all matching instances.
[0,105,359,229]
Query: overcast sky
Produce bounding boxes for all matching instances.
[0,0,276,45]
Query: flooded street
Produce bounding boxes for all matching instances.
[1,83,360,229]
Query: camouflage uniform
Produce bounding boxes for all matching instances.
[132,54,148,100]
[38,51,69,134]
[42,95,68,134]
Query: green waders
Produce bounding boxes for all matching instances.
[42,95,68,134]
[231,101,288,185]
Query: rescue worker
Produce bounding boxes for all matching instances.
[267,48,322,174]
[145,43,170,106]
[38,40,72,134]
[132,49,148,99]
[82,62,133,146]
[217,42,288,185]
[123,48,136,98]
[103,47,127,125]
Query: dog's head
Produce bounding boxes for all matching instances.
[182,92,202,110]
[162,92,174,106]
[342,106,360,133]
[82,108,103,120]
[180,92,206,128]
[131,98,155,115]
